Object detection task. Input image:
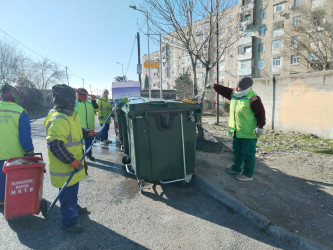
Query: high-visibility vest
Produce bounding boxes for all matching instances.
[97,97,112,124]
[0,101,25,160]
[44,110,85,188]
[75,100,96,130]
[229,90,258,139]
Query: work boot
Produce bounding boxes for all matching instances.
[87,155,95,161]
[77,205,88,215]
[225,167,242,174]
[235,174,253,181]
[61,223,84,233]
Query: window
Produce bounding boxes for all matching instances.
[228,38,232,45]
[219,71,225,78]
[259,25,266,36]
[293,16,301,27]
[258,60,265,69]
[228,59,233,66]
[312,0,325,8]
[291,55,299,65]
[228,80,232,87]
[220,29,225,35]
[220,39,225,47]
[260,9,266,19]
[244,46,252,54]
[228,70,232,76]
[272,39,282,49]
[228,48,233,56]
[272,57,281,66]
[259,43,265,53]
[291,36,300,47]
[228,27,232,33]
[241,61,247,69]
[274,3,283,13]
[220,61,225,68]
[228,14,233,21]
[212,71,216,79]
[294,0,302,7]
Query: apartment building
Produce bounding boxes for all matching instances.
[142,0,329,91]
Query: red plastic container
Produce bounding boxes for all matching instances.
[2,156,46,220]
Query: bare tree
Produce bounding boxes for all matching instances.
[0,40,26,83]
[283,1,333,71]
[30,58,66,90]
[142,0,240,95]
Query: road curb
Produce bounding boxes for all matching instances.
[193,174,328,250]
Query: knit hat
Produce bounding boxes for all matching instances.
[77,88,88,101]
[236,77,253,90]
[102,89,109,95]
[52,84,76,111]
[0,82,19,103]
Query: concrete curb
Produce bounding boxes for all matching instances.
[193,174,328,250]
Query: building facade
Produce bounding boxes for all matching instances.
[141,0,329,91]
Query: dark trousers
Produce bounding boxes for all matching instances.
[0,161,5,202]
[232,135,257,178]
[99,123,110,141]
[59,182,79,227]
[84,136,93,156]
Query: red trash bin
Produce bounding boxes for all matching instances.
[2,156,47,220]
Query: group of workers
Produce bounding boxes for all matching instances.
[0,76,265,233]
[0,83,115,232]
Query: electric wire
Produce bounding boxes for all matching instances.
[125,35,137,76]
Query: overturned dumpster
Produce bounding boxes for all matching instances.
[120,97,201,191]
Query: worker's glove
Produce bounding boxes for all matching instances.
[253,128,263,137]
[205,83,215,89]
[70,160,83,169]
[88,130,98,137]
[24,150,34,157]
[91,95,96,100]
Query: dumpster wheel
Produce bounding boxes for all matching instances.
[40,198,48,218]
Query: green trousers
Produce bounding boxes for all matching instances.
[231,135,257,178]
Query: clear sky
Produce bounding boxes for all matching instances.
[0,0,158,95]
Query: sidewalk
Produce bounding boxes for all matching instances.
[193,141,330,250]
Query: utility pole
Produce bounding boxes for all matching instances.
[137,32,142,90]
[159,33,163,99]
[65,66,69,86]
[82,79,85,88]
[90,84,92,95]
[216,0,220,124]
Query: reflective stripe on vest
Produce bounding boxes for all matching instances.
[46,115,83,148]
[0,109,21,114]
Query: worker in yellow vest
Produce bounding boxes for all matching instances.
[75,88,99,161]
[97,89,113,145]
[44,84,97,233]
[0,82,34,206]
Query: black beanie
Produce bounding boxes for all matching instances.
[52,84,76,111]
[237,77,253,90]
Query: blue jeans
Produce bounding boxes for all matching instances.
[84,136,94,156]
[99,123,110,141]
[59,182,79,227]
[0,161,5,202]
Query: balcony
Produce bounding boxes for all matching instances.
[272,28,284,37]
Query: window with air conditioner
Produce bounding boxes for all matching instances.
[274,3,283,14]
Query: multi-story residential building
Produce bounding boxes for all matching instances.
[141,0,329,91]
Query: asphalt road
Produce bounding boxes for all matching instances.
[0,116,290,249]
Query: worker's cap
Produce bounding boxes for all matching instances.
[236,77,253,90]
[0,82,19,103]
[102,89,109,95]
[52,84,76,110]
[77,88,88,95]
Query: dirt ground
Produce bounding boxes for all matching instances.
[199,116,333,248]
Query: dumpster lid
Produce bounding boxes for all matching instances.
[121,97,201,115]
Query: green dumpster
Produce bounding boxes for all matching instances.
[121,97,201,190]
[115,98,129,154]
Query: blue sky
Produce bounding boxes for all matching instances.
[0,0,158,95]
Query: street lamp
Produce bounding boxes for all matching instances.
[116,62,124,76]
[129,5,151,98]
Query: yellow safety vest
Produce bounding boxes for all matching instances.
[0,101,25,160]
[75,100,96,130]
[97,97,112,124]
[44,110,85,188]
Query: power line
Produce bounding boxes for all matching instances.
[125,35,137,76]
